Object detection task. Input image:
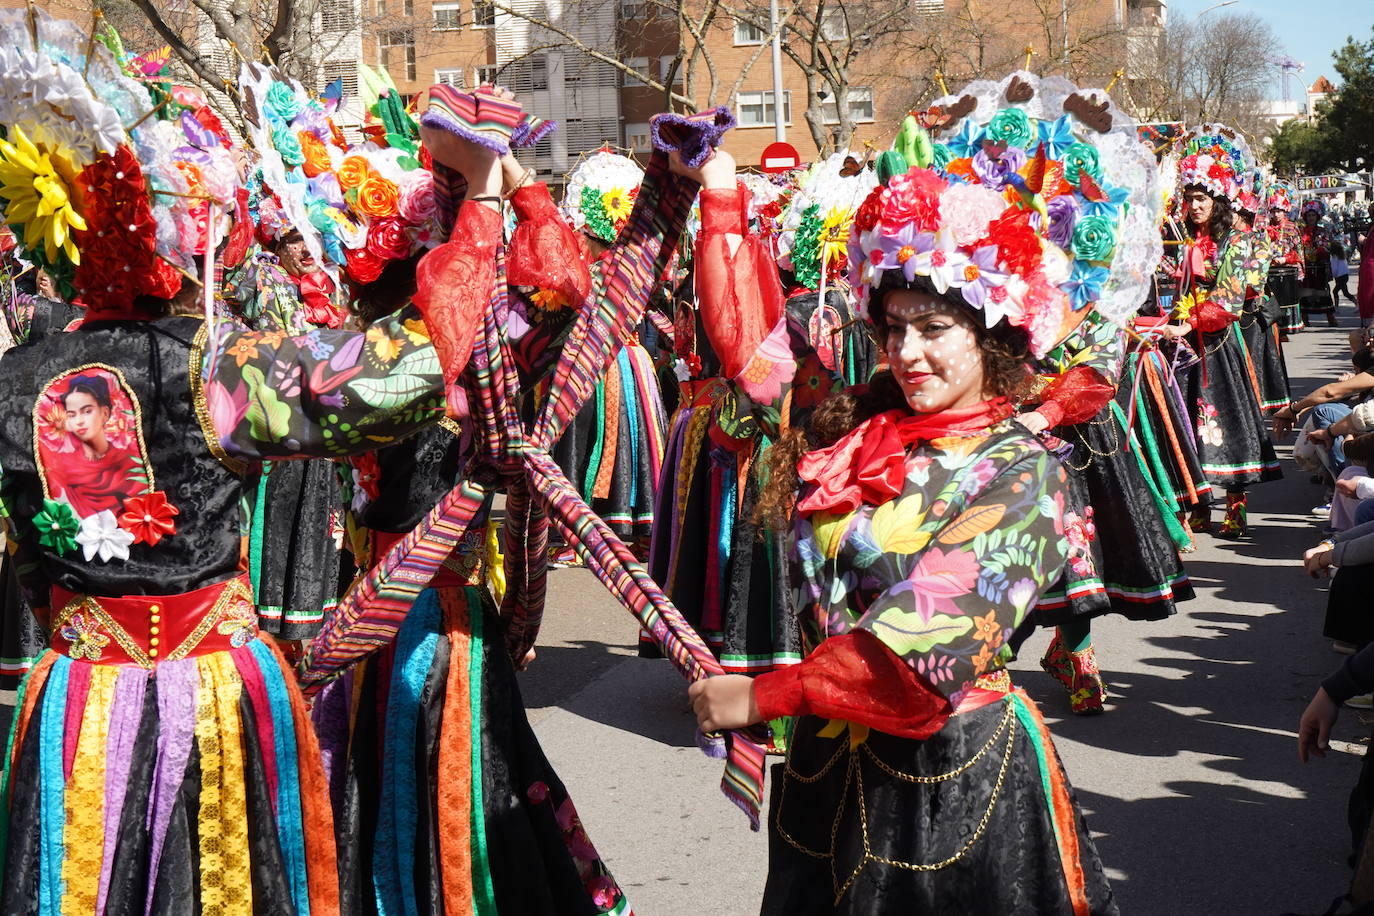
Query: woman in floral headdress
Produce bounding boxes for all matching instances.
[1298,198,1337,326]
[1163,140,1281,537]
[687,72,1137,912]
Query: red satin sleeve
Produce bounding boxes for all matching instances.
[694,183,786,381]
[1188,300,1239,333]
[506,182,592,307]
[414,200,502,384]
[752,630,951,740]
[1036,366,1116,428]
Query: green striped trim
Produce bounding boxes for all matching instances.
[1201,459,1282,475]
[255,604,336,623]
[249,465,271,605]
[468,588,499,915]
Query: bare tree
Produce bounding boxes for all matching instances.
[1125,11,1278,141]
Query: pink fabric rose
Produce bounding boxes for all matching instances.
[940,183,1008,247]
[398,170,438,225]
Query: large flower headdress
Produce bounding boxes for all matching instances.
[0,8,237,316]
[561,149,644,245]
[1301,198,1326,219]
[1266,180,1294,214]
[1176,123,1253,203]
[776,150,879,290]
[239,63,352,279]
[848,71,1161,358]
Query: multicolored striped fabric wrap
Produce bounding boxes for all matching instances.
[300,134,771,826]
[420,84,525,156]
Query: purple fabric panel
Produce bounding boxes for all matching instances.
[309,667,353,812]
[97,667,150,914]
[145,659,199,914]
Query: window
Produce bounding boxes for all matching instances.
[322,59,359,98]
[380,29,417,81]
[620,0,647,17]
[658,56,683,86]
[377,0,386,13]
[623,57,649,87]
[471,0,495,26]
[734,19,766,44]
[736,89,790,127]
[820,8,846,40]
[504,55,549,91]
[625,122,652,152]
[821,86,874,124]
[433,1,461,29]
[321,0,354,31]
[434,67,463,86]
[476,65,499,85]
[403,0,414,14]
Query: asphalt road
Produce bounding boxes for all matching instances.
[524,308,1371,916]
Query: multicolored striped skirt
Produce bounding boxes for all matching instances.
[0,630,339,913]
[311,585,632,915]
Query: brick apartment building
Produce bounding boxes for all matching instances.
[7,0,1142,175]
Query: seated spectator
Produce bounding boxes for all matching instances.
[1275,348,1374,479]
[1331,434,1374,531]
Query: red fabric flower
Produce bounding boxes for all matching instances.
[853,186,884,233]
[366,217,413,260]
[345,245,387,284]
[118,490,179,546]
[352,453,381,500]
[880,168,945,233]
[980,210,1043,277]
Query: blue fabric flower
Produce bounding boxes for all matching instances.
[1037,115,1076,159]
[1079,180,1130,221]
[1064,263,1109,310]
[946,119,984,159]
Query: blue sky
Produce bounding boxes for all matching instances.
[1166,0,1373,99]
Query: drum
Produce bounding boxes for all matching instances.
[1267,265,1300,307]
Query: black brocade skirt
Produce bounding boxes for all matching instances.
[251,458,344,640]
[1182,328,1282,490]
[1239,302,1291,413]
[1025,405,1194,630]
[311,586,629,915]
[0,554,44,689]
[762,694,1117,915]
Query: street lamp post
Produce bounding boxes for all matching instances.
[770,0,786,142]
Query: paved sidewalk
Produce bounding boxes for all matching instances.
[527,314,1370,915]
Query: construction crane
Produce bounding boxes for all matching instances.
[1271,55,1305,102]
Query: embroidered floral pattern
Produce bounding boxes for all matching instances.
[59,611,109,661]
[216,599,259,648]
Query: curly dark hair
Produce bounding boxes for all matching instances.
[1183,184,1235,244]
[753,280,1033,529]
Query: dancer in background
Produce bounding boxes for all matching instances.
[1165,133,1280,537]
[1299,199,1337,327]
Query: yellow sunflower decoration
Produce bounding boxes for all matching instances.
[821,206,853,265]
[601,188,634,226]
[0,126,86,265]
